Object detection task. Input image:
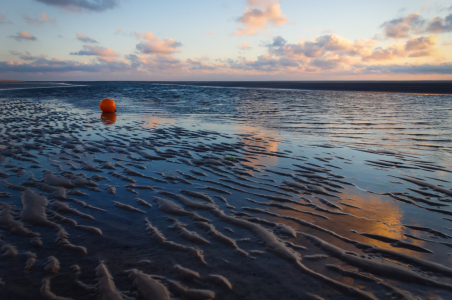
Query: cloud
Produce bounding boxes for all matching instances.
[381,13,425,38]
[268,36,286,47]
[310,56,351,70]
[35,0,118,12]
[186,58,226,71]
[19,51,46,60]
[365,62,452,74]
[76,32,98,43]
[263,33,441,73]
[0,57,133,74]
[425,13,452,33]
[70,45,119,56]
[362,44,406,61]
[234,0,288,36]
[130,30,156,40]
[268,34,376,59]
[22,12,55,25]
[1,13,450,80]
[238,42,251,50]
[134,32,182,55]
[267,33,438,65]
[136,40,182,55]
[2,54,451,78]
[9,31,37,41]
[0,13,13,24]
[405,36,437,57]
[362,35,437,61]
[380,12,452,38]
[113,55,222,74]
[139,55,185,71]
[229,54,302,72]
[405,35,437,50]
[124,54,142,68]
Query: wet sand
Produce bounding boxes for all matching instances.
[1,83,452,299]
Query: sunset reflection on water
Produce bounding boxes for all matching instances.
[235,125,280,168]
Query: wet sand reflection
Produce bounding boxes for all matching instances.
[100,112,117,125]
[235,125,280,168]
[148,116,175,129]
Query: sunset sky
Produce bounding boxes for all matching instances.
[1,0,452,80]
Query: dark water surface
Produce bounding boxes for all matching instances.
[152,80,452,94]
[0,81,452,300]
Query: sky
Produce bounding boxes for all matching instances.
[1,0,452,81]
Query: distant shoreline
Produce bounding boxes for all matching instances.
[0,79,23,82]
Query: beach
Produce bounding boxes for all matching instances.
[1,81,452,300]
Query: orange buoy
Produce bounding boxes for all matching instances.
[100,98,116,113]
[101,112,116,125]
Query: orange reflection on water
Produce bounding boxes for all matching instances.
[266,187,439,259]
[335,190,432,258]
[340,191,403,234]
[148,116,175,129]
[101,112,117,125]
[235,125,280,168]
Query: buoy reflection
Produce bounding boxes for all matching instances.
[101,112,117,125]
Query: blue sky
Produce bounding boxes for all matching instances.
[1,0,451,80]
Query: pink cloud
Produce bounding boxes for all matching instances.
[22,12,55,25]
[130,30,156,40]
[76,32,98,43]
[405,35,438,57]
[9,31,37,41]
[405,35,437,51]
[70,45,119,57]
[363,36,438,61]
[362,44,406,62]
[133,31,182,55]
[238,42,251,50]
[234,0,288,36]
[6,61,21,66]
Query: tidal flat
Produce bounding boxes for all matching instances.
[0,81,452,300]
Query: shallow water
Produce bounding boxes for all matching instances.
[1,81,452,300]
